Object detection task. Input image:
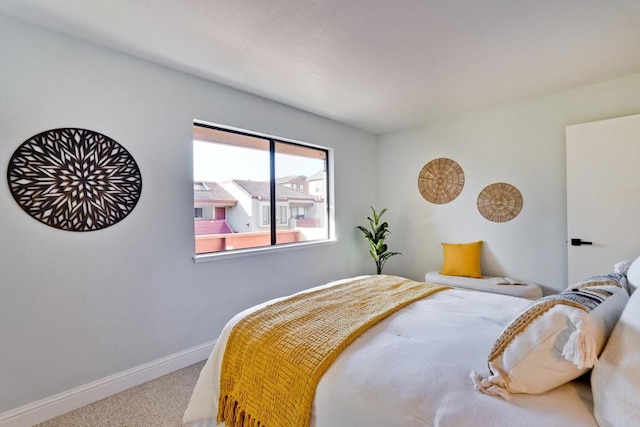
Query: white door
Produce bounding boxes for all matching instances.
[566,114,640,285]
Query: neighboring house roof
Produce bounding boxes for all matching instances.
[194,181,237,204]
[194,219,233,235]
[232,179,315,201]
[308,170,325,181]
[276,175,306,184]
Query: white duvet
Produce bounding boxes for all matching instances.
[184,277,597,427]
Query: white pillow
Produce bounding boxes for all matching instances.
[592,284,640,426]
[471,273,628,399]
[626,255,640,294]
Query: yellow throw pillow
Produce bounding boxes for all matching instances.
[440,241,483,278]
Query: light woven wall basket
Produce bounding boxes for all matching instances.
[477,182,523,222]
[417,158,465,204]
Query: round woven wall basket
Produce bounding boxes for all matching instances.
[477,182,523,223]
[417,158,465,204]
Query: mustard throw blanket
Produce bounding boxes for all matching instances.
[217,275,449,427]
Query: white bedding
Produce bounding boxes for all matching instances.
[184,277,597,427]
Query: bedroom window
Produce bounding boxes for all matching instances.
[193,122,332,258]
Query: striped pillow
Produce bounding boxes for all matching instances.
[471,273,628,399]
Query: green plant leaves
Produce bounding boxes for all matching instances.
[356,206,402,274]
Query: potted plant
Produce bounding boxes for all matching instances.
[357,206,401,274]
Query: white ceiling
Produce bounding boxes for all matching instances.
[2,0,640,134]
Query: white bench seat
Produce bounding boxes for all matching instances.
[425,271,542,300]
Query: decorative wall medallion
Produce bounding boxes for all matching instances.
[477,182,523,223]
[7,128,142,231]
[417,158,465,204]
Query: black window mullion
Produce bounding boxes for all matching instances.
[324,151,330,239]
[269,139,276,245]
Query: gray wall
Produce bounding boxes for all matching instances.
[0,16,377,412]
[378,73,640,293]
[4,10,640,415]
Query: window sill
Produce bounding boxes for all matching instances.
[193,239,337,263]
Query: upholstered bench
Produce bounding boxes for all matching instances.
[425,271,543,300]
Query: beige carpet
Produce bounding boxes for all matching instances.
[35,361,205,427]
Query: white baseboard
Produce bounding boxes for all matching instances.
[0,340,216,427]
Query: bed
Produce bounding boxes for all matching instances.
[184,258,640,427]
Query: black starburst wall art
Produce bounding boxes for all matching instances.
[7,128,142,232]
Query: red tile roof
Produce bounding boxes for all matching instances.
[276,175,306,183]
[232,180,316,201]
[308,170,325,181]
[194,181,237,204]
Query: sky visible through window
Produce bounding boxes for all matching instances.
[193,139,324,182]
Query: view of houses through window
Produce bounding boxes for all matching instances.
[193,123,330,255]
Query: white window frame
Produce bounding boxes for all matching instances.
[193,120,336,263]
